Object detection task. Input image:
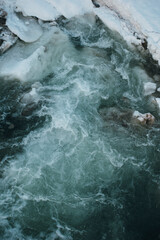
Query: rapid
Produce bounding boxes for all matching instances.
[0,14,160,240]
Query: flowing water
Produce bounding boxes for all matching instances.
[0,14,160,240]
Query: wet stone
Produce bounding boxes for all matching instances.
[92,0,100,8]
[0,8,7,27]
[132,111,155,126]
[8,124,14,130]
[21,102,38,116]
[0,28,17,54]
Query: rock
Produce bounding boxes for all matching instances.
[132,111,155,126]
[92,0,100,8]
[8,123,14,130]
[21,102,37,116]
[99,107,133,125]
[153,74,160,82]
[0,28,17,54]
[0,8,7,27]
[144,82,156,96]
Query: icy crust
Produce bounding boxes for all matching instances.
[16,0,60,21]
[96,0,160,65]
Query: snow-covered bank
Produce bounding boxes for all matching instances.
[96,0,160,65]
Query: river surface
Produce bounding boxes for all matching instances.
[0,14,160,240]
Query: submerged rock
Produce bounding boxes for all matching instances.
[99,107,155,127]
[8,123,15,130]
[99,107,133,128]
[132,111,155,126]
[21,102,38,116]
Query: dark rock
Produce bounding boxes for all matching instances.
[0,28,17,54]
[0,8,7,27]
[8,124,15,130]
[92,0,100,8]
[142,38,148,50]
[21,102,38,116]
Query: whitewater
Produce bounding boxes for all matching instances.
[0,1,160,240]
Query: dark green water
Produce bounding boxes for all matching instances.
[0,15,160,240]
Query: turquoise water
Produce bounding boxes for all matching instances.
[0,15,160,240]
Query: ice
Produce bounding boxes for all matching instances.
[6,11,43,43]
[156,98,160,111]
[0,46,46,81]
[0,27,74,81]
[144,82,156,96]
[16,0,60,21]
[46,0,93,18]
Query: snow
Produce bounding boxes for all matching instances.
[97,0,160,64]
[16,0,60,21]
[93,7,140,46]
[6,12,43,42]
